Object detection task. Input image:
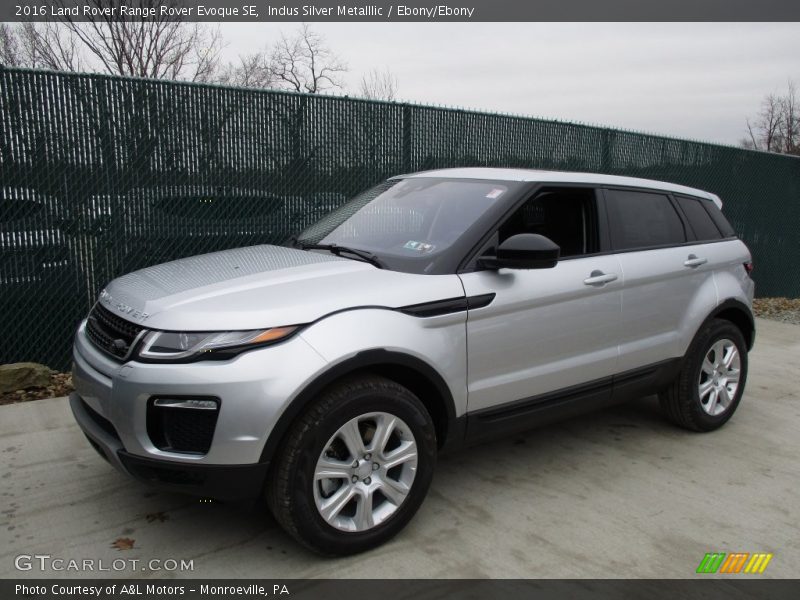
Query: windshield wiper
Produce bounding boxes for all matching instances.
[299,243,385,269]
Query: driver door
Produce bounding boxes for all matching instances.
[459,187,622,414]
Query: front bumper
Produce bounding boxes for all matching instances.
[69,319,328,499]
[70,392,270,499]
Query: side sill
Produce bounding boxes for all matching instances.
[464,358,681,445]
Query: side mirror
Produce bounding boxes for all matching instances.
[478,233,560,270]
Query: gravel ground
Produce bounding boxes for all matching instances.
[753,297,800,326]
[0,297,796,405]
[0,372,73,406]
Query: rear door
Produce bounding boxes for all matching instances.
[604,188,716,372]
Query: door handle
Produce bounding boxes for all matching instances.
[684,255,708,268]
[583,270,618,286]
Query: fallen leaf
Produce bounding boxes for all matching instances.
[111,537,135,551]
[146,512,169,523]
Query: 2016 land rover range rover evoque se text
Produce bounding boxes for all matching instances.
[70,168,755,555]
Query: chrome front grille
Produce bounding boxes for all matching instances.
[85,303,144,360]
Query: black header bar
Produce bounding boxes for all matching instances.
[2,0,800,22]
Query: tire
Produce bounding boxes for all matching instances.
[659,318,748,432]
[266,375,437,556]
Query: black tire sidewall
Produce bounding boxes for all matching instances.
[684,320,748,431]
[285,380,436,555]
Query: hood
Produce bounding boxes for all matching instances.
[101,244,464,331]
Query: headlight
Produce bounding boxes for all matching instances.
[136,326,299,362]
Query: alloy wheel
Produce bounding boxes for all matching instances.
[313,412,418,532]
[698,338,741,416]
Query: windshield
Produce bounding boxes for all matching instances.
[295,177,515,273]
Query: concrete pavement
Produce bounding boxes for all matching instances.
[1,317,798,578]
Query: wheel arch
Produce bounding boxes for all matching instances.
[258,349,461,465]
[704,298,755,351]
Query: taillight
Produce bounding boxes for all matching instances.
[743,261,754,275]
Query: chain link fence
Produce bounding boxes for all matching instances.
[2,67,799,370]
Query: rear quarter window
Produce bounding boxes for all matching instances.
[604,189,686,250]
[701,199,736,238]
[675,195,723,241]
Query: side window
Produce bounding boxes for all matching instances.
[675,195,722,241]
[605,189,685,250]
[498,187,598,258]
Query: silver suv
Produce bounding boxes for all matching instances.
[70,168,754,555]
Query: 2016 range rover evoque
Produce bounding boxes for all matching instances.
[70,168,755,555]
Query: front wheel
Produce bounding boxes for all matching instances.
[660,318,748,432]
[267,375,437,555]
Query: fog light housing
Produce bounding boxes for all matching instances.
[147,396,220,455]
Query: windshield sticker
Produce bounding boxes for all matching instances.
[404,241,435,253]
[486,188,505,199]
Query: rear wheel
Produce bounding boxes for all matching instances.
[660,319,748,432]
[267,375,437,555]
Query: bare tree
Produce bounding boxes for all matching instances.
[13,22,85,71]
[4,1,225,81]
[217,51,275,88]
[359,67,399,101]
[269,24,347,94]
[745,93,784,152]
[742,81,800,155]
[53,0,224,81]
[779,81,798,155]
[0,23,22,67]
[216,25,350,93]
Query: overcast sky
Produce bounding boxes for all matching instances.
[221,22,800,146]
